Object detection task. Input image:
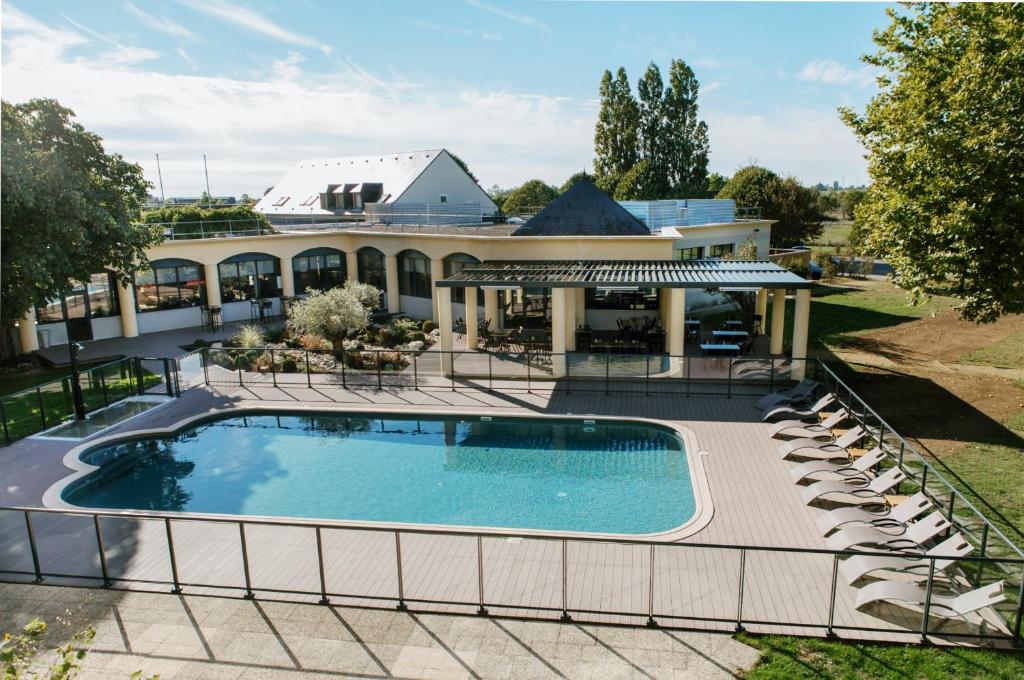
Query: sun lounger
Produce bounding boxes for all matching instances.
[777,426,865,461]
[762,394,836,423]
[800,466,907,505]
[735,359,792,380]
[770,408,849,440]
[755,379,818,411]
[841,533,974,585]
[826,511,951,551]
[817,492,932,535]
[854,580,1004,624]
[789,447,886,484]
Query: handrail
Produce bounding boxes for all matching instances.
[0,357,132,401]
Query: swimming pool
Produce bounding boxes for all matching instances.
[60,412,697,534]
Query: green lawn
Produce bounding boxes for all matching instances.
[739,634,1024,679]
[961,331,1024,369]
[809,221,854,248]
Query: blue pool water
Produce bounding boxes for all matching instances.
[63,413,695,534]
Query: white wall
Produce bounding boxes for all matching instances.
[36,322,68,347]
[671,223,771,258]
[137,307,204,333]
[399,295,433,320]
[397,151,499,214]
[92,317,123,340]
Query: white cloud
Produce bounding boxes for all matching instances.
[177,0,331,54]
[177,47,198,70]
[465,0,551,34]
[125,2,198,40]
[798,59,877,88]
[413,19,504,42]
[702,81,723,95]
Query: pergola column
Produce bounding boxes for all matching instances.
[117,281,139,338]
[17,309,38,353]
[564,287,577,351]
[385,254,400,314]
[550,287,568,378]
[465,287,478,350]
[437,286,453,376]
[667,288,686,357]
[280,257,295,298]
[792,289,811,380]
[755,289,769,334]
[430,258,445,322]
[770,289,787,355]
[574,289,586,329]
[346,251,358,282]
[483,289,498,330]
[204,263,222,307]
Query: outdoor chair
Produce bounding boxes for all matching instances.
[789,446,887,484]
[762,393,836,423]
[826,510,951,551]
[777,425,865,460]
[817,492,933,536]
[799,466,907,506]
[841,533,974,585]
[771,408,850,440]
[854,580,1004,626]
[755,379,819,411]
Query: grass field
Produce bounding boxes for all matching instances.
[961,331,1024,369]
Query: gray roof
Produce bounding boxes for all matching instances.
[511,178,650,237]
[437,259,814,289]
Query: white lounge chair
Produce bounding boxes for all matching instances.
[789,447,886,484]
[826,511,951,551]
[778,426,866,460]
[817,492,933,535]
[854,580,1004,625]
[755,379,819,411]
[841,533,974,585]
[770,408,849,440]
[762,394,836,423]
[735,359,790,380]
[800,466,907,506]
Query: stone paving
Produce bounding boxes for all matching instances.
[0,583,760,679]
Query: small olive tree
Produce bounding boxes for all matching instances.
[288,282,377,344]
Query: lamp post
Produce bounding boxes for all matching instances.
[65,321,86,420]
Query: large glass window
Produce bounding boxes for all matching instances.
[293,248,346,294]
[586,287,659,311]
[443,253,481,305]
[675,246,704,260]
[357,247,386,293]
[36,272,121,322]
[398,250,431,299]
[218,253,281,302]
[710,243,735,258]
[135,260,205,311]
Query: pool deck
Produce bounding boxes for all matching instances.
[0,382,1010,648]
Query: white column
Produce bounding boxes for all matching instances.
[565,288,577,351]
[792,288,811,380]
[550,287,567,378]
[755,289,769,334]
[667,288,686,357]
[483,289,498,330]
[280,256,295,297]
[204,263,222,307]
[117,281,139,338]
[17,309,38,353]
[437,286,453,376]
[345,251,358,282]
[770,289,787,355]
[430,258,445,322]
[465,286,478,350]
[385,254,400,314]
[574,288,586,328]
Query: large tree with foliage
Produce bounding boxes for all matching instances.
[636,62,668,196]
[593,68,639,178]
[501,179,558,215]
[1,99,160,357]
[717,166,822,246]
[841,3,1024,321]
[663,59,710,197]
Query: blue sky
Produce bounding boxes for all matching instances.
[2,1,892,196]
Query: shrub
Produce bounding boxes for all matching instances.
[288,284,375,343]
[281,358,298,373]
[297,333,331,351]
[264,326,288,343]
[421,320,438,333]
[233,354,251,371]
[233,323,265,349]
[410,331,426,343]
[819,257,838,283]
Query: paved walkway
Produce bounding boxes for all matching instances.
[0,583,760,679]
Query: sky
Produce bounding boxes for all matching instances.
[1,1,892,198]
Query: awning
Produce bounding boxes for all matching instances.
[436,259,814,289]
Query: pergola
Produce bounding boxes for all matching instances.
[435,259,814,378]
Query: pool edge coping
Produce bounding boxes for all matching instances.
[42,403,715,543]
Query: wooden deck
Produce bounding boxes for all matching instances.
[0,384,1014,647]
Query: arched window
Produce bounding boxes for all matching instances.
[218,252,281,302]
[357,247,386,292]
[135,259,205,312]
[293,247,346,294]
[397,249,431,299]
[443,253,481,305]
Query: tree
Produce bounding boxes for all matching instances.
[841,3,1024,321]
[614,160,662,201]
[636,62,668,197]
[594,172,622,197]
[706,172,728,196]
[663,59,710,197]
[559,171,589,194]
[838,188,866,220]
[717,165,822,246]
[448,152,478,183]
[593,68,639,178]
[501,179,558,215]
[287,283,375,344]
[1,99,160,358]
[816,191,840,219]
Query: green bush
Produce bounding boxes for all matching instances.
[410,331,426,343]
[281,358,298,373]
[421,320,438,333]
[233,354,251,371]
[264,326,287,343]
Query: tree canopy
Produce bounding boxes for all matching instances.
[717,166,822,246]
[593,68,639,178]
[141,204,270,237]
[1,98,160,355]
[501,179,558,215]
[841,4,1023,321]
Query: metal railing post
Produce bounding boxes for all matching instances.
[647,544,657,627]
[341,350,347,389]
[560,539,571,622]
[270,349,277,387]
[476,535,488,615]
[686,356,691,398]
[487,353,493,393]
[1014,575,1024,641]
[238,367,243,387]
[412,353,419,391]
[564,353,571,394]
[394,531,407,609]
[94,515,111,587]
[826,553,840,637]
[727,359,733,398]
[975,524,989,584]
[768,357,775,394]
[920,558,936,642]
[99,370,109,406]
[164,518,181,593]
[305,350,312,388]
[163,359,174,396]
[36,387,46,429]
[605,353,610,395]
[0,400,10,445]
[735,548,746,632]
[239,523,255,599]
[450,352,456,392]
[377,351,383,391]
[645,353,651,397]
[316,526,329,604]
[526,352,532,394]
[202,348,210,385]
[24,511,43,582]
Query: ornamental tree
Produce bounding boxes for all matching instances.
[287,283,375,344]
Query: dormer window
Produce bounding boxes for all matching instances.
[439,194,448,203]
[272,196,290,207]
[300,194,318,206]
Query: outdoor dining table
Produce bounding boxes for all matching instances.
[724,320,745,328]
[712,330,749,338]
[700,343,741,356]
[489,329,513,349]
[684,319,701,326]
